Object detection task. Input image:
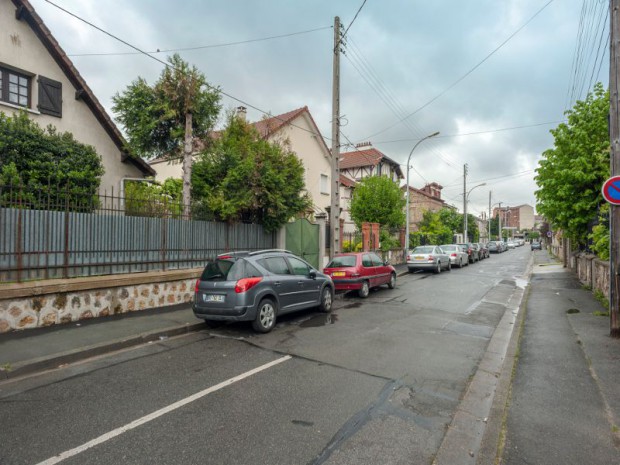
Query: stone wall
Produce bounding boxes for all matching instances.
[571,252,610,299]
[0,269,201,333]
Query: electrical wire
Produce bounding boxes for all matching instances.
[67,26,333,57]
[359,0,556,142]
[43,0,334,144]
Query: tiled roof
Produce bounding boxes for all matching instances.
[340,147,404,178]
[403,185,446,203]
[11,0,155,176]
[339,174,356,188]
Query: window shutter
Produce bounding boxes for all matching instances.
[38,76,62,117]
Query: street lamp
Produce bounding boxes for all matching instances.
[405,131,440,256]
[463,182,486,242]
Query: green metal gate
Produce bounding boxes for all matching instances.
[285,218,320,269]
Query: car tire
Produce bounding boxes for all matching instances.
[358,281,370,298]
[434,262,441,274]
[447,261,452,271]
[252,298,277,333]
[388,273,396,289]
[319,286,333,312]
[408,267,414,273]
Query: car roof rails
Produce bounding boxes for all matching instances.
[248,249,293,256]
[217,251,250,259]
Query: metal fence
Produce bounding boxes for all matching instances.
[0,183,276,282]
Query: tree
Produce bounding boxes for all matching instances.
[0,112,104,210]
[535,83,609,247]
[416,209,452,245]
[124,178,183,218]
[350,175,405,228]
[191,112,311,232]
[112,54,221,214]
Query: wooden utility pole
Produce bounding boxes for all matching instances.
[330,16,341,258]
[609,0,620,337]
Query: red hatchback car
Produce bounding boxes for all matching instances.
[323,252,397,298]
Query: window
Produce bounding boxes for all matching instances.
[287,257,311,276]
[362,254,373,267]
[262,257,291,275]
[0,67,30,107]
[370,253,384,266]
[320,174,329,195]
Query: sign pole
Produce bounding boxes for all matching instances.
[610,0,620,337]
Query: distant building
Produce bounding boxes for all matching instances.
[493,204,535,231]
[404,182,451,232]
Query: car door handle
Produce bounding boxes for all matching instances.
[297,281,304,285]
[274,281,281,286]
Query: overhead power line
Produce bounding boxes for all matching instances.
[342,0,368,40]
[67,26,333,57]
[43,0,334,144]
[359,0,556,142]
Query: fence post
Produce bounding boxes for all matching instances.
[16,183,23,283]
[63,184,70,279]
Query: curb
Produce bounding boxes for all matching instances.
[433,252,534,465]
[0,322,205,382]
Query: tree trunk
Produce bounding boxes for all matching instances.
[182,111,193,219]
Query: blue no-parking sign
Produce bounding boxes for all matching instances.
[602,176,620,205]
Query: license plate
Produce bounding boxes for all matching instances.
[203,294,225,303]
[332,272,345,277]
[414,256,424,260]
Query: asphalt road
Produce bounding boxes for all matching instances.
[0,246,531,465]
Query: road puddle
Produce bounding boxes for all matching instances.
[300,313,339,327]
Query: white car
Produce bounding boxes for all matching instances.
[407,246,451,274]
[439,244,469,268]
[506,241,516,249]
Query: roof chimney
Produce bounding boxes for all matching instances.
[236,106,247,121]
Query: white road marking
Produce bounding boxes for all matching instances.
[36,355,292,465]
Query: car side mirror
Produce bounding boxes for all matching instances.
[309,270,317,279]
[383,260,390,266]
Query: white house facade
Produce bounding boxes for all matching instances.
[0,0,154,191]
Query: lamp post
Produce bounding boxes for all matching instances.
[463,182,486,242]
[404,131,440,255]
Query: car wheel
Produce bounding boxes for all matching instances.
[319,286,333,312]
[447,261,452,271]
[252,298,277,333]
[408,267,414,273]
[358,281,370,298]
[388,273,396,289]
[434,262,441,274]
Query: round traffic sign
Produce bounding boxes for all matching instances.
[602,176,620,205]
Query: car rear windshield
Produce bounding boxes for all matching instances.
[200,258,261,281]
[326,256,357,268]
[441,245,457,251]
[413,246,434,254]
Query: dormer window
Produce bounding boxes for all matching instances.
[0,66,30,107]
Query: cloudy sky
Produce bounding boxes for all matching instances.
[29,0,609,217]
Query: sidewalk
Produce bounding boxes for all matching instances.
[499,251,620,464]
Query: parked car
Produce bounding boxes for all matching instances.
[407,245,451,273]
[506,241,516,249]
[477,243,490,259]
[457,243,480,263]
[324,252,396,298]
[497,241,507,252]
[531,240,542,250]
[193,250,334,333]
[487,241,500,253]
[440,244,469,268]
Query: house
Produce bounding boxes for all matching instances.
[339,174,357,232]
[150,106,333,216]
[404,182,450,232]
[492,204,535,231]
[339,142,403,183]
[0,0,155,192]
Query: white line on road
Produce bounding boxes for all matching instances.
[36,355,292,465]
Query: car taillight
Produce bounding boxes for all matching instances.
[451,253,457,257]
[428,255,434,260]
[235,277,263,293]
[407,255,411,261]
[195,279,200,293]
